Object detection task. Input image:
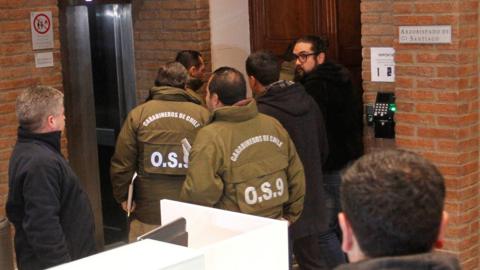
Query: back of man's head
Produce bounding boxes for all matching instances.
[175,50,202,71]
[340,149,446,258]
[295,35,329,54]
[208,67,246,105]
[245,51,280,86]
[154,61,187,89]
[16,86,64,132]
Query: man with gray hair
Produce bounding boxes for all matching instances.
[111,62,210,241]
[6,86,96,269]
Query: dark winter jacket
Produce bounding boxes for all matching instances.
[298,61,363,172]
[6,128,96,270]
[257,81,329,239]
[335,252,461,270]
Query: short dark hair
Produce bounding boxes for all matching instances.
[282,40,297,62]
[341,149,445,258]
[245,51,280,86]
[208,67,246,105]
[295,35,329,54]
[154,61,187,89]
[175,50,203,70]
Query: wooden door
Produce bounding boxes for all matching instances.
[249,0,362,88]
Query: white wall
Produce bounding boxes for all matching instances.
[209,0,251,77]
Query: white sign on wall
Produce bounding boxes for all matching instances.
[370,47,395,82]
[399,25,452,44]
[31,11,54,50]
[35,52,54,68]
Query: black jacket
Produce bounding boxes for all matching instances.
[335,252,461,270]
[257,81,329,239]
[6,128,96,270]
[298,61,363,172]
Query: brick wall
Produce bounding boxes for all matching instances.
[133,0,210,101]
[361,0,396,151]
[362,0,479,268]
[0,0,63,218]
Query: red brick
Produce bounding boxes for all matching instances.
[394,15,434,25]
[416,53,458,64]
[460,1,479,12]
[417,127,458,139]
[395,138,434,150]
[395,102,414,112]
[395,124,415,136]
[159,0,198,10]
[395,112,435,125]
[361,2,391,13]
[447,224,471,238]
[362,25,394,35]
[417,78,459,89]
[393,3,414,14]
[415,103,458,114]
[362,36,394,47]
[437,165,462,177]
[459,14,478,24]
[459,53,477,64]
[395,52,413,63]
[396,77,413,88]
[437,67,459,78]
[0,20,30,32]
[396,66,435,77]
[415,3,458,13]
[0,55,32,67]
[435,15,459,25]
[437,114,478,127]
[361,14,381,24]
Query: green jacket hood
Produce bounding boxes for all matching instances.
[212,98,258,122]
[150,86,201,104]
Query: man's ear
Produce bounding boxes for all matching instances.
[47,114,56,129]
[339,212,354,253]
[188,66,196,77]
[248,76,257,92]
[316,52,326,65]
[434,211,449,249]
[211,92,221,107]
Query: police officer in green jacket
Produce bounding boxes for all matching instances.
[180,67,305,224]
[110,62,210,241]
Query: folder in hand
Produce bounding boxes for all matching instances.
[127,172,137,217]
[181,138,191,165]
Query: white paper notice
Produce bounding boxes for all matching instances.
[35,52,54,68]
[31,11,54,50]
[371,47,395,82]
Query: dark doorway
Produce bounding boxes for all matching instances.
[59,0,136,249]
[249,0,362,89]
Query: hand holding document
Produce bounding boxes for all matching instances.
[181,138,192,165]
[126,172,137,217]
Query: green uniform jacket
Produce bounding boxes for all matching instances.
[180,100,305,224]
[111,86,211,224]
[186,88,206,107]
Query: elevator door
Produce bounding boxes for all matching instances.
[60,1,136,247]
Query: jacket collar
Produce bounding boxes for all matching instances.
[336,252,461,270]
[212,98,258,122]
[17,127,62,154]
[149,86,201,104]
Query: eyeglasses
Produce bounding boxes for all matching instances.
[293,52,317,63]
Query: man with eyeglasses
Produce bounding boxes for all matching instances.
[293,35,364,269]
